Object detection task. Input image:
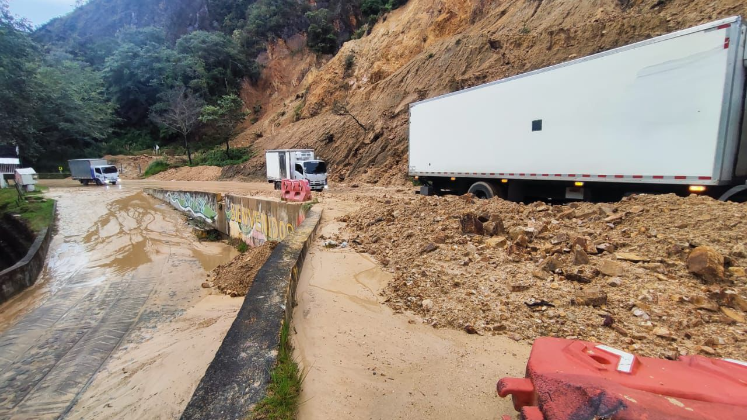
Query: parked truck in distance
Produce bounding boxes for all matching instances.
[265,149,328,191]
[409,17,747,202]
[69,159,119,186]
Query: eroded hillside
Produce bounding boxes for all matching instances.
[232,0,747,184]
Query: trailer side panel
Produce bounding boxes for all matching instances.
[409,20,737,184]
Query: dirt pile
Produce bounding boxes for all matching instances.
[228,0,747,185]
[104,155,160,179]
[208,242,277,296]
[149,166,222,182]
[341,193,747,359]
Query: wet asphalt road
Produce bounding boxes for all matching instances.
[0,186,233,419]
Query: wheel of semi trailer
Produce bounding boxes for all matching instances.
[468,181,502,199]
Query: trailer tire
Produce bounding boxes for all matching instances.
[82,180,89,186]
[468,181,500,199]
[274,181,281,190]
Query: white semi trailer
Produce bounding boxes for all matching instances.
[265,149,328,191]
[409,16,747,202]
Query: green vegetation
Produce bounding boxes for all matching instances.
[2,0,412,171]
[236,240,249,253]
[200,94,249,156]
[305,9,337,54]
[301,198,319,214]
[142,159,172,177]
[192,147,254,167]
[0,188,55,233]
[251,321,303,420]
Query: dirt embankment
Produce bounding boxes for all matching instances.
[148,165,222,182]
[226,0,747,185]
[207,242,277,296]
[337,193,747,360]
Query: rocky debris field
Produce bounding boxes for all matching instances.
[341,193,747,359]
[150,166,222,182]
[205,242,277,296]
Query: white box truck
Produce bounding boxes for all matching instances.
[68,159,119,185]
[409,16,747,202]
[265,149,328,191]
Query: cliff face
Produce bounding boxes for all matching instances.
[34,0,210,46]
[232,0,747,185]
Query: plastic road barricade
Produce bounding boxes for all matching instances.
[281,179,312,202]
[497,337,747,420]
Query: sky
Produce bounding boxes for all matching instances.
[8,0,77,27]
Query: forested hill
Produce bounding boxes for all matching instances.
[34,0,211,56]
[1,0,404,171]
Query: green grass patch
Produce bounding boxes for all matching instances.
[0,188,55,233]
[192,147,254,167]
[236,240,249,253]
[142,159,173,178]
[251,321,303,420]
[301,198,319,214]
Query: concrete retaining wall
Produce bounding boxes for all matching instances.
[181,207,322,420]
[0,203,57,304]
[145,189,306,246]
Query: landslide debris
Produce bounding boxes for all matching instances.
[208,242,277,296]
[231,0,747,185]
[343,193,747,359]
[149,165,222,182]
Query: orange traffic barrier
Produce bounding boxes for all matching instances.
[281,179,312,202]
[497,337,747,420]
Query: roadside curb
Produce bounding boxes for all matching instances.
[0,202,57,304]
[181,205,322,420]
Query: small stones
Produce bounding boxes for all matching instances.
[615,252,650,263]
[719,306,745,324]
[599,260,624,277]
[573,245,590,265]
[607,277,623,287]
[460,213,484,235]
[420,243,439,254]
[421,299,434,311]
[574,288,607,306]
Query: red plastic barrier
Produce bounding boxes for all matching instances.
[497,337,747,420]
[281,179,312,202]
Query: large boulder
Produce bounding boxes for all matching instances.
[687,246,725,283]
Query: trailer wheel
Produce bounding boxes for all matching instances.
[274,181,281,190]
[82,180,89,186]
[468,181,500,199]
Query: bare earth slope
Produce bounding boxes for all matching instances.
[232,0,747,184]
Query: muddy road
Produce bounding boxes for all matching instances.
[0,185,239,419]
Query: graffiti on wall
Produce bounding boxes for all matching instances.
[225,196,306,247]
[165,191,218,224]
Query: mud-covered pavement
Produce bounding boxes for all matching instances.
[0,184,239,419]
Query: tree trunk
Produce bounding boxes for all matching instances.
[184,133,192,165]
[225,139,230,158]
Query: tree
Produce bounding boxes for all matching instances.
[34,55,116,162]
[0,0,40,158]
[175,31,248,97]
[200,94,248,156]
[332,101,367,132]
[150,87,204,165]
[305,9,337,54]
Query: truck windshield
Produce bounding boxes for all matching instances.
[102,166,118,174]
[303,161,327,174]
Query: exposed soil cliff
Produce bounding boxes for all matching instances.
[233,0,747,184]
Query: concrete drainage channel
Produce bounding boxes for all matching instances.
[145,189,322,419]
[0,203,57,304]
